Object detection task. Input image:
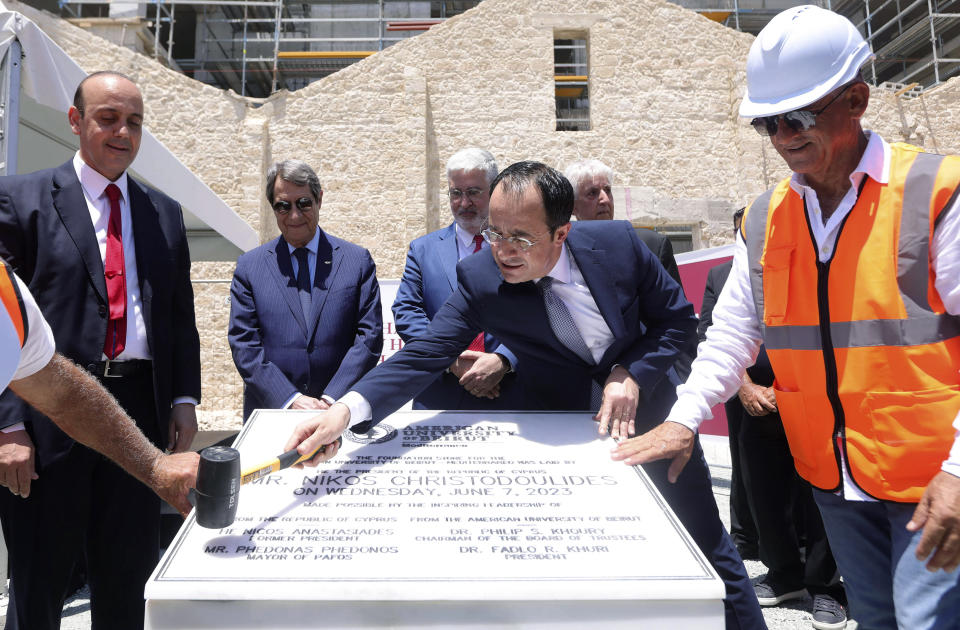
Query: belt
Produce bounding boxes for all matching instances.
[86,359,152,378]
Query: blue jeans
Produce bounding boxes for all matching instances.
[813,489,960,630]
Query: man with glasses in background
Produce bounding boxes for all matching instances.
[615,6,960,629]
[392,148,520,409]
[228,159,383,421]
[282,161,767,630]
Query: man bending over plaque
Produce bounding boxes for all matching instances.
[284,161,766,630]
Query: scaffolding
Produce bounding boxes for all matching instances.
[52,0,960,95]
[57,1,482,97]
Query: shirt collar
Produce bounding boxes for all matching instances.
[454,222,483,251]
[536,243,572,285]
[73,151,129,204]
[789,129,889,195]
[286,227,320,256]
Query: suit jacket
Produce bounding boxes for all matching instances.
[229,230,383,420]
[0,160,201,467]
[353,220,698,430]
[635,227,693,381]
[392,223,520,409]
[698,259,774,386]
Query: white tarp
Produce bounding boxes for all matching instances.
[0,6,258,253]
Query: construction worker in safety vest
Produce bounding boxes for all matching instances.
[0,258,199,520]
[611,6,960,630]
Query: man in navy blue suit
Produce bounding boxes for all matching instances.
[229,160,382,421]
[286,161,766,629]
[392,148,519,409]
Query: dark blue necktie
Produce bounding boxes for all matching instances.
[538,276,603,410]
[293,248,312,319]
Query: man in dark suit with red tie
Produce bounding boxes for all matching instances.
[0,71,201,630]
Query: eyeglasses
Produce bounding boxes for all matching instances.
[273,197,314,214]
[750,83,853,137]
[481,227,543,252]
[449,188,485,202]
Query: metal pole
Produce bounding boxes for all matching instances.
[241,3,248,96]
[734,0,740,32]
[927,0,940,84]
[1,40,22,178]
[167,2,176,66]
[154,0,162,60]
[865,0,878,84]
[378,0,384,52]
[271,0,282,93]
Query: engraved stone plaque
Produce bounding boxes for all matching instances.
[145,410,724,629]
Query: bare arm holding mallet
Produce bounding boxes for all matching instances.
[8,353,199,515]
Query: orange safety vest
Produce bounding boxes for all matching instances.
[0,259,26,349]
[742,143,960,502]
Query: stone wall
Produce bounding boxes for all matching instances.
[8,0,960,427]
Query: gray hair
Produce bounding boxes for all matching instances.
[266,159,323,204]
[563,159,614,199]
[446,148,498,187]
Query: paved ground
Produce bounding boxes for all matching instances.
[1,435,853,629]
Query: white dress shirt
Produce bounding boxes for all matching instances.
[73,153,197,408]
[454,223,489,260]
[73,152,149,360]
[666,132,960,499]
[340,243,614,427]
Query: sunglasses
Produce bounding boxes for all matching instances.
[750,83,853,137]
[273,197,314,213]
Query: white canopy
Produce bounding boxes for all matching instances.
[0,6,258,256]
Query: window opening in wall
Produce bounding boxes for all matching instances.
[555,36,589,131]
[638,225,695,254]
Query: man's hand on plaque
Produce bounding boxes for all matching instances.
[611,422,695,484]
[595,366,640,439]
[458,350,508,399]
[283,403,349,468]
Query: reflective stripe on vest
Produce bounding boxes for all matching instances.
[743,143,960,502]
[0,261,26,348]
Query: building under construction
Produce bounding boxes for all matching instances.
[37,0,960,98]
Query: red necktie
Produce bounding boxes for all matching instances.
[103,184,126,359]
[467,234,485,352]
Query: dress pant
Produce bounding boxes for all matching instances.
[739,410,843,598]
[0,367,161,630]
[643,438,768,630]
[723,397,759,552]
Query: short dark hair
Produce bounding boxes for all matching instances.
[73,71,136,116]
[733,207,745,226]
[489,161,573,233]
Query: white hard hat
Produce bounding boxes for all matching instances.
[739,5,875,118]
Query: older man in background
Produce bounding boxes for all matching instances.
[392,148,520,409]
[617,7,960,629]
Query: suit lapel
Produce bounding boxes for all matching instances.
[437,223,459,292]
[51,163,107,303]
[566,228,626,340]
[307,229,340,338]
[268,237,308,336]
[127,180,156,332]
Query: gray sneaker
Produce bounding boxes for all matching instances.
[754,577,807,606]
[811,593,847,630]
